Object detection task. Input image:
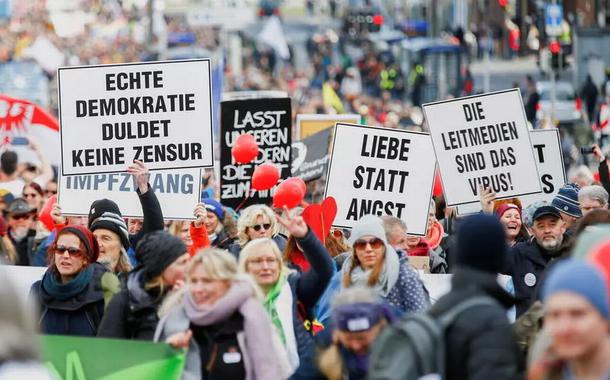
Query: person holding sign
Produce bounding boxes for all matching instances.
[201,198,235,250]
[340,215,429,314]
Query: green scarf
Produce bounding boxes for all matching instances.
[263,270,288,345]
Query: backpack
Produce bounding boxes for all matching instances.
[368,296,498,380]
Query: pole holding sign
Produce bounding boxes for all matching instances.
[324,123,436,236]
[58,59,214,175]
[423,89,542,207]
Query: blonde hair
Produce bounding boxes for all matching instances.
[238,238,285,275]
[187,248,239,282]
[236,204,279,247]
[116,248,133,274]
[168,220,189,237]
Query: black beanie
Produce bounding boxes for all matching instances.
[136,231,186,281]
[454,214,507,273]
[88,199,122,227]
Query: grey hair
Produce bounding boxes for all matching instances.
[570,165,594,186]
[331,286,380,310]
[380,215,407,241]
[578,185,609,205]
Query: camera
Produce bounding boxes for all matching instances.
[581,146,595,155]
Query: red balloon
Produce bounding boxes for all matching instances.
[251,162,280,191]
[231,133,259,164]
[283,177,307,196]
[273,180,305,209]
[38,194,57,232]
[433,170,443,197]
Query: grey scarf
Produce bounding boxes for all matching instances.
[341,246,400,297]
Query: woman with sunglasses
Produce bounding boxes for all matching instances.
[229,204,287,258]
[238,208,334,378]
[22,183,44,213]
[30,225,120,336]
[341,215,429,314]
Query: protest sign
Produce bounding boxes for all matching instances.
[58,168,202,220]
[456,129,566,215]
[292,127,333,182]
[43,335,185,380]
[58,59,214,175]
[296,114,360,140]
[220,97,291,210]
[423,89,541,206]
[324,123,436,235]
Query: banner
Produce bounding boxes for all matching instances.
[220,97,292,210]
[324,123,436,236]
[58,59,214,175]
[292,127,333,182]
[456,129,566,214]
[296,114,360,140]
[423,89,541,206]
[58,168,202,220]
[42,335,185,380]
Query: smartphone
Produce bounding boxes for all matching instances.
[11,136,29,146]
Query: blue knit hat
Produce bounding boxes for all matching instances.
[552,183,582,218]
[454,214,507,273]
[201,198,225,221]
[542,259,609,318]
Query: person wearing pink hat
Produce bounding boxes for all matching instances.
[495,203,529,247]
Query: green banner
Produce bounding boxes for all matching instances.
[41,335,185,380]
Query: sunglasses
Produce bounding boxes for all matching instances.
[11,213,33,220]
[353,237,384,251]
[249,223,271,232]
[54,245,84,257]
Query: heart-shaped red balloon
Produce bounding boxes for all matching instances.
[251,162,280,191]
[302,197,337,244]
[273,180,305,209]
[232,133,259,164]
[38,194,57,232]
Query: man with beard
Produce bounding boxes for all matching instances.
[6,198,37,266]
[503,205,569,317]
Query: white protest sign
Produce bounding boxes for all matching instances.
[324,123,436,236]
[456,129,566,215]
[58,168,202,220]
[58,59,214,175]
[423,89,541,206]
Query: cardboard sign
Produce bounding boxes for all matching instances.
[409,256,431,273]
[324,123,436,236]
[220,97,292,210]
[296,114,360,140]
[58,59,214,175]
[58,168,202,220]
[292,127,333,182]
[456,129,566,215]
[423,89,541,206]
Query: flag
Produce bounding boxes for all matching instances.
[42,335,185,380]
[322,82,344,113]
[0,94,60,165]
[258,16,290,60]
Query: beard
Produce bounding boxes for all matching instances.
[538,235,564,253]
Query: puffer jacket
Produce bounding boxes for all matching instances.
[30,262,119,336]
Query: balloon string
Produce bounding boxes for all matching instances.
[235,189,254,212]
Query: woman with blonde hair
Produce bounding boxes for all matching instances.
[229,204,287,258]
[239,209,334,378]
[155,248,289,380]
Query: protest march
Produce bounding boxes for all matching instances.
[3,2,610,380]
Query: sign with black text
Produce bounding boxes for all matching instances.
[324,123,436,235]
[58,59,214,175]
[58,168,202,220]
[220,97,292,210]
[423,89,541,206]
[292,127,333,182]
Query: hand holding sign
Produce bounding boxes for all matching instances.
[276,206,308,238]
[479,187,496,213]
[50,202,65,226]
[193,203,207,227]
[128,160,150,194]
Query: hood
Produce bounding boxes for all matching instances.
[127,268,158,311]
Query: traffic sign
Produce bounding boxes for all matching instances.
[545,4,563,37]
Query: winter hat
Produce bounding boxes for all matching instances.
[88,199,130,250]
[454,213,507,273]
[495,203,521,219]
[347,215,388,247]
[523,201,549,228]
[56,225,100,262]
[552,183,582,218]
[542,259,609,319]
[333,302,393,332]
[201,198,225,221]
[135,231,186,281]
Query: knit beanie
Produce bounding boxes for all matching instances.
[347,215,388,247]
[542,259,609,319]
[454,213,507,273]
[88,199,122,226]
[201,198,225,221]
[88,199,130,250]
[552,183,582,218]
[135,231,186,281]
[495,203,521,219]
[56,225,100,262]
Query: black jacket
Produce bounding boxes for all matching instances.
[97,268,160,340]
[429,267,523,380]
[129,187,165,250]
[503,236,570,317]
[212,229,234,251]
[11,227,37,266]
[599,160,610,196]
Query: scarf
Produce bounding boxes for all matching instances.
[42,265,94,301]
[341,246,400,297]
[263,270,289,345]
[183,279,280,380]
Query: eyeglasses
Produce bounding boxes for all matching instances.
[11,214,33,221]
[54,245,84,257]
[248,257,278,267]
[23,193,38,199]
[249,223,271,232]
[353,238,384,251]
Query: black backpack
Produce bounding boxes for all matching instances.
[368,296,498,380]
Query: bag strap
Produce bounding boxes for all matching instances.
[437,296,498,328]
